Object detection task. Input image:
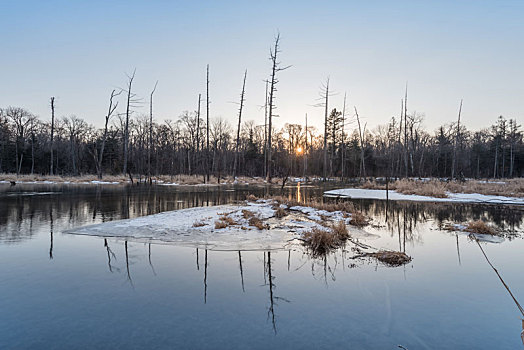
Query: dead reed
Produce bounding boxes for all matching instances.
[367,250,412,266]
[465,220,497,235]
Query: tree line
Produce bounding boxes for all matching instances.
[0,36,522,181]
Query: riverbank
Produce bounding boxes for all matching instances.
[0,174,288,186]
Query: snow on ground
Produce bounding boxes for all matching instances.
[324,188,524,205]
[66,200,354,250]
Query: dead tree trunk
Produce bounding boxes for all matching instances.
[196,94,203,181]
[233,69,247,178]
[354,106,366,180]
[451,99,463,180]
[263,79,268,178]
[123,69,136,176]
[206,64,210,182]
[50,97,55,175]
[341,92,347,181]
[266,33,290,183]
[98,90,120,179]
[322,78,329,181]
[148,81,158,185]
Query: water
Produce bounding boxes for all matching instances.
[1,183,523,349]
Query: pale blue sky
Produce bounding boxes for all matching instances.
[1,0,522,132]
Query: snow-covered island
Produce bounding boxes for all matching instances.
[66,199,375,251]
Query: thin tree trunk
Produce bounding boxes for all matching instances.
[233,70,247,178]
[451,99,463,180]
[123,69,136,176]
[341,92,346,181]
[322,78,329,181]
[206,64,210,182]
[148,81,158,185]
[50,97,55,175]
[98,90,119,179]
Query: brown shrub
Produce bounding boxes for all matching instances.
[219,215,238,226]
[349,212,368,227]
[368,250,412,266]
[215,221,228,229]
[303,228,339,256]
[331,221,349,241]
[246,194,258,202]
[274,207,287,218]
[192,221,206,227]
[248,217,267,230]
[303,222,349,256]
[242,209,255,219]
[465,220,497,235]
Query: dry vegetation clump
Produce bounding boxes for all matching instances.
[465,220,497,235]
[349,212,369,227]
[303,228,340,256]
[192,221,206,227]
[330,221,349,241]
[246,194,258,202]
[393,179,448,198]
[242,209,255,219]
[274,206,287,218]
[368,250,412,266]
[303,221,349,256]
[214,221,228,229]
[248,217,268,230]
[219,215,238,226]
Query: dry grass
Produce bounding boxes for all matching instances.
[246,194,258,202]
[465,220,497,235]
[0,173,128,184]
[274,207,287,218]
[214,221,228,229]
[367,250,412,266]
[248,217,268,230]
[192,221,206,227]
[349,212,369,227]
[303,221,349,256]
[219,215,238,226]
[242,209,255,219]
[330,221,349,240]
[393,179,448,198]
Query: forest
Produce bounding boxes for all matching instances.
[1,36,522,182]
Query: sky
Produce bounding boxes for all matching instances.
[1,0,523,133]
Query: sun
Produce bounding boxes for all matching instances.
[296,146,303,154]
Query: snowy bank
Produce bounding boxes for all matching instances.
[324,188,524,205]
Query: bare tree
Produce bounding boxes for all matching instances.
[451,99,463,180]
[206,64,210,182]
[341,92,347,180]
[50,97,55,175]
[97,89,120,179]
[148,81,158,184]
[266,33,290,182]
[233,69,247,178]
[315,78,334,180]
[6,107,34,176]
[354,106,366,179]
[122,69,137,176]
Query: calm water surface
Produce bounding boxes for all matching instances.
[1,183,523,349]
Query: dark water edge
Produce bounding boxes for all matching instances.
[0,183,523,349]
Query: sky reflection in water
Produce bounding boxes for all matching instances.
[0,184,523,349]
